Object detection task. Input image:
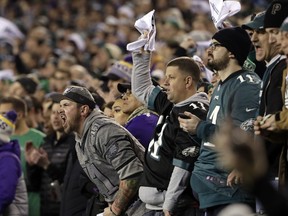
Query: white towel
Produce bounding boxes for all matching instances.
[0,17,25,41]
[0,69,14,81]
[126,10,156,52]
[209,0,241,29]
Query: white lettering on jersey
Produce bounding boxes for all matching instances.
[189,103,198,109]
[190,102,207,111]
[237,74,260,84]
[198,102,207,111]
[209,105,220,125]
[148,121,167,161]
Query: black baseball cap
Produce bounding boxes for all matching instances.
[117,83,131,93]
[264,1,288,28]
[51,86,96,109]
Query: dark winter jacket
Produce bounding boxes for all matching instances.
[27,132,72,216]
[60,139,91,216]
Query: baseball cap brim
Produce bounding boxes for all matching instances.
[117,83,131,93]
[50,91,96,109]
[242,20,264,30]
[242,12,265,30]
[50,93,71,103]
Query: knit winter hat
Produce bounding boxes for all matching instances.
[212,27,252,66]
[0,110,17,143]
[264,1,288,28]
[101,61,132,82]
[16,77,38,94]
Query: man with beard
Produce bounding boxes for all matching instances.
[26,101,104,216]
[130,51,209,214]
[178,27,261,215]
[51,85,144,216]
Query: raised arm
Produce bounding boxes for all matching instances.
[131,51,156,105]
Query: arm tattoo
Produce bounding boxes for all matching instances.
[111,174,142,215]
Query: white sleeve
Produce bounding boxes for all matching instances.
[163,166,191,212]
[131,52,156,105]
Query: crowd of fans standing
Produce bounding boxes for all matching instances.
[2,0,288,216]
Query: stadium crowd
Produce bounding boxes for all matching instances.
[0,0,287,216]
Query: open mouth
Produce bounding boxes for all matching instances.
[254,44,263,54]
[60,113,67,126]
[253,43,261,50]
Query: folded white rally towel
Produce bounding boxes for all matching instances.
[209,0,241,29]
[126,10,156,52]
[0,17,25,41]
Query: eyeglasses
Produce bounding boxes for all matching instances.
[208,42,223,51]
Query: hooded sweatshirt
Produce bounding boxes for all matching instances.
[132,51,209,212]
[75,110,144,203]
[0,139,28,215]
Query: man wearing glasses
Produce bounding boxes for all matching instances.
[178,27,262,215]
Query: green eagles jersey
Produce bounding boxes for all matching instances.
[192,69,261,209]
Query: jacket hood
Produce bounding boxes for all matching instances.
[75,110,111,144]
[175,92,209,107]
[0,139,21,158]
